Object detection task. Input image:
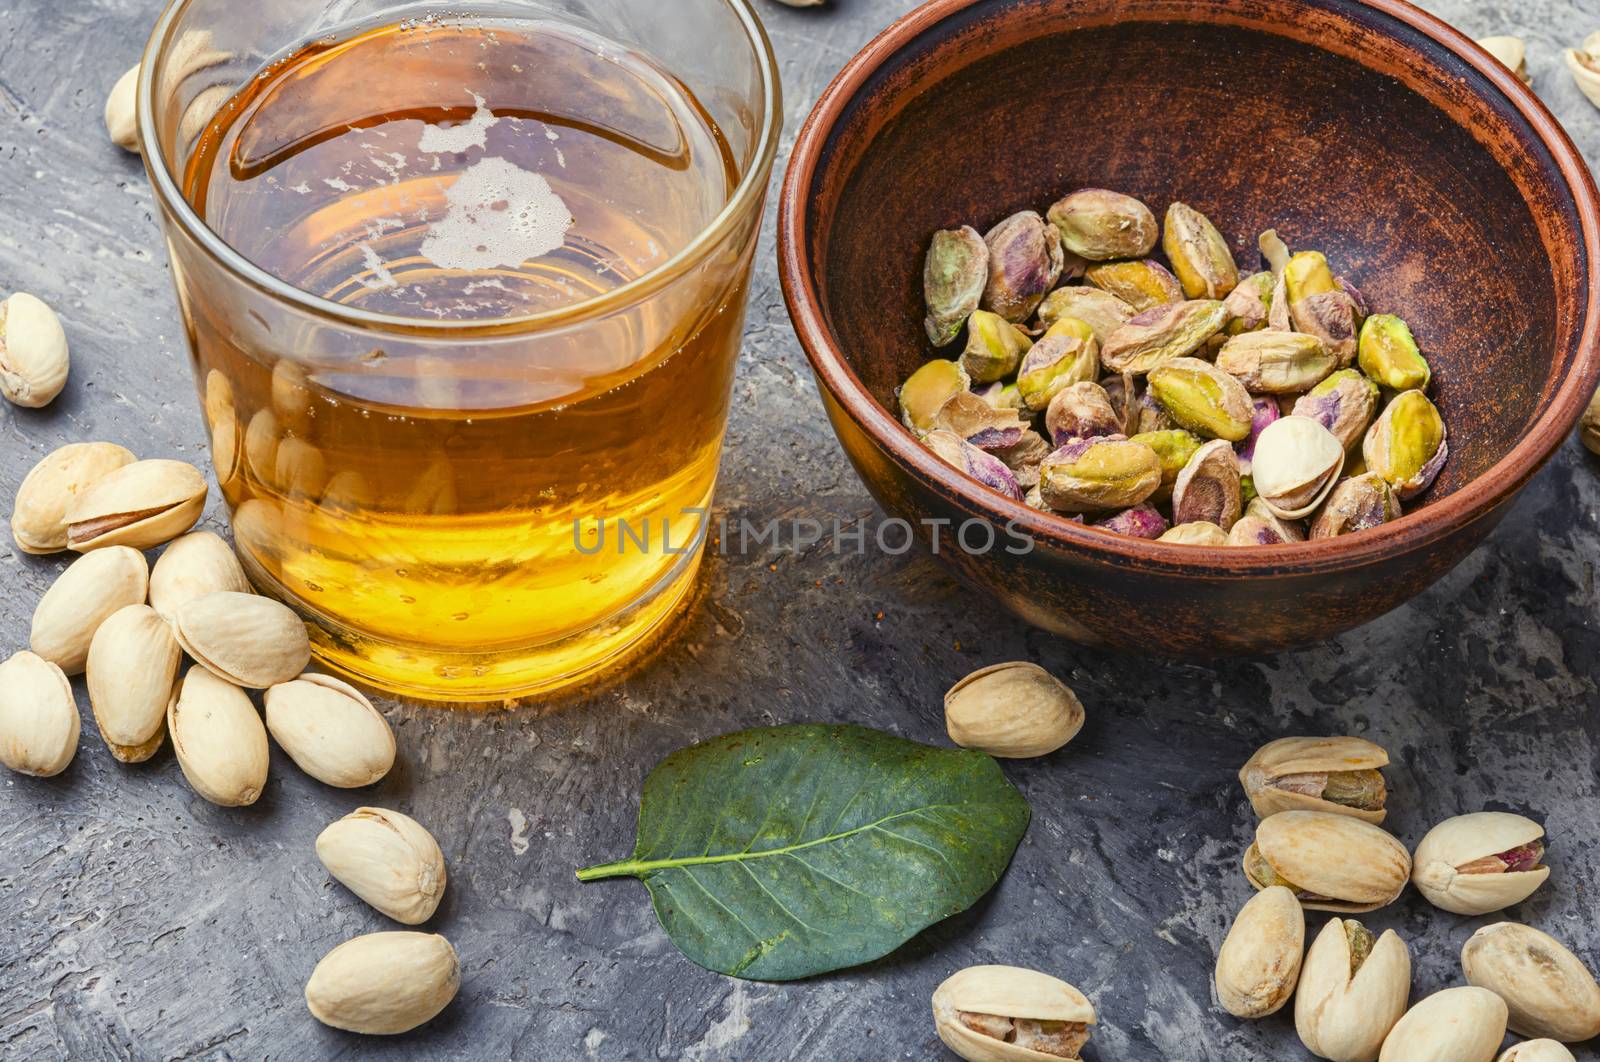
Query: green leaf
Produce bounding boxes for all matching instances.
[577,723,1030,981]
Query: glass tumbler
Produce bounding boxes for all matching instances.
[137,0,781,702]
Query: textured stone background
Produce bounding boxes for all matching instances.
[3,0,1600,1059]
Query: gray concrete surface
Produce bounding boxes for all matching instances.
[3,0,1600,1058]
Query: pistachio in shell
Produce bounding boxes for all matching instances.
[1163,202,1239,299]
[1146,357,1253,442]
[1083,258,1184,313]
[1461,923,1600,1044]
[1284,252,1359,365]
[931,965,1096,1061]
[924,225,989,346]
[924,430,1024,501]
[1579,387,1600,455]
[1240,736,1389,823]
[305,931,460,1035]
[167,665,269,807]
[961,309,1034,384]
[1293,368,1380,453]
[1378,987,1507,1062]
[1358,314,1431,392]
[1172,439,1242,530]
[1017,319,1099,411]
[944,661,1084,758]
[1296,917,1411,1062]
[1225,271,1277,335]
[1243,809,1411,913]
[1047,188,1159,262]
[982,211,1064,323]
[1499,1042,1579,1062]
[1038,436,1161,513]
[266,674,396,789]
[11,441,137,554]
[1045,382,1122,445]
[0,650,79,778]
[1100,300,1228,375]
[1215,886,1305,1018]
[0,291,70,408]
[1130,428,1202,504]
[899,359,971,436]
[1251,416,1345,520]
[86,604,180,763]
[1037,286,1135,342]
[1363,389,1447,499]
[1411,812,1549,916]
[148,530,252,621]
[1216,331,1338,394]
[1158,521,1229,545]
[64,458,207,552]
[174,591,312,689]
[30,545,150,674]
[316,808,446,924]
[1092,503,1168,540]
[1309,473,1402,539]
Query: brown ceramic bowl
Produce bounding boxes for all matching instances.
[777,0,1600,656]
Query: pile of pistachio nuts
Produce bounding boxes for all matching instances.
[0,441,462,1034]
[904,190,1449,546]
[1215,735,1595,1061]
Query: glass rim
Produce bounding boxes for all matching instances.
[135,0,783,336]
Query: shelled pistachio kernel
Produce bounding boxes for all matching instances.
[982,210,1064,322]
[898,359,971,435]
[1038,436,1161,513]
[1130,428,1202,504]
[1099,299,1228,375]
[924,225,988,346]
[932,965,1095,1061]
[1047,188,1159,261]
[1224,271,1276,335]
[1293,368,1380,452]
[961,310,1033,384]
[1017,318,1098,411]
[1358,314,1431,391]
[1163,202,1239,300]
[924,430,1024,500]
[1363,389,1447,499]
[1083,258,1183,313]
[1146,357,1252,441]
[1037,285,1134,342]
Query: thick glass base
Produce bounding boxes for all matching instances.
[241,542,705,705]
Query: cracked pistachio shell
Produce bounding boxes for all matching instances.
[1038,436,1161,513]
[0,650,79,777]
[1092,502,1168,539]
[1218,331,1338,394]
[1159,520,1228,545]
[993,429,1051,489]
[1017,318,1099,411]
[1131,428,1202,503]
[1309,473,1402,539]
[933,391,1028,452]
[65,459,207,552]
[982,211,1064,322]
[105,64,141,151]
[1567,33,1600,109]
[1294,369,1381,453]
[1579,387,1600,455]
[305,931,460,1035]
[1260,229,1293,274]
[1245,810,1411,913]
[924,430,1025,500]
[11,441,137,554]
[1164,202,1239,299]
[167,666,268,807]
[0,292,70,408]
[1240,736,1389,823]
[1101,300,1229,375]
[1047,188,1159,261]
[1296,918,1411,1062]
[1358,315,1431,392]
[266,674,395,788]
[1046,382,1122,445]
[175,591,312,689]
[1225,271,1277,335]
[1363,389,1447,499]
[1479,36,1531,85]
[961,310,1034,384]
[30,545,149,674]
[1379,987,1507,1062]
[1285,253,1359,365]
[924,226,989,346]
[1252,416,1345,519]
[1215,886,1304,1018]
[1412,812,1549,916]
[86,604,180,763]
[1172,439,1242,530]
[1083,258,1184,313]
[316,807,445,924]
[1499,1043,1578,1062]
[1463,923,1600,1042]
[148,530,253,621]
[945,662,1084,758]
[932,965,1096,1062]
[1037,286,1135,343]
[899,359,972,435]
[1147,357,1253,442]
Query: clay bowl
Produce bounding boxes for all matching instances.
[777,0,1600,657]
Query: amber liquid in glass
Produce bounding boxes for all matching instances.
[181,15,743,700]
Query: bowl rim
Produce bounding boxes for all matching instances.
[777,0,1600,577]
